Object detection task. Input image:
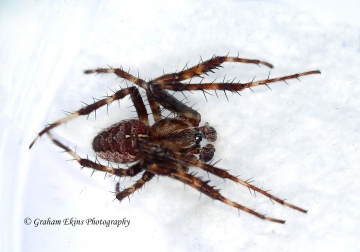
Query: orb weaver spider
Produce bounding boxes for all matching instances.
[30,55,320,223]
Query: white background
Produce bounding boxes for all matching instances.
[1,0,360,251]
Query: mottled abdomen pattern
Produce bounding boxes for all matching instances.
[92,119,150,163]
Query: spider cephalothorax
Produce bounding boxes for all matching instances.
[30,55,320,223]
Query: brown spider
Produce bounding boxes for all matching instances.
[29,55,320,223]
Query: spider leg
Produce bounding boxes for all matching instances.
[152,55,274,83]
[153,70,321,92]
[131,86,149,125]
[148,88,201,125]
[148,70,320,125]
[146,163,285,223]
[85,65,200,124]
[169,151,307,213]
[146,90,162,122]
[84,67,147,89]
[137,139,306,213]
[46,132,143,177]
[115,171,155,201]
[30,87,146,148]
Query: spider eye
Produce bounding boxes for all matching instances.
[195,133,202,144]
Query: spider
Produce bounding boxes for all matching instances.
[29,55,320,223]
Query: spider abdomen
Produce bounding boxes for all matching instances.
[92,119,150,163]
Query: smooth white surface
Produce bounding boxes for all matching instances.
[1,1,360,251]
